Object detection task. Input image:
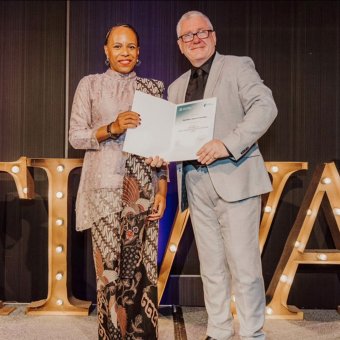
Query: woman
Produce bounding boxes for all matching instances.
[69,24,167,339]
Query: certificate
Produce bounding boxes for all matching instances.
[122,91,216,161]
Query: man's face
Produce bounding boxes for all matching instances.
[177,16,216,67]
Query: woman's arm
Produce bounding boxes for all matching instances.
[69,77,100,150]
[148,177,167,221]
[69,76,140,149]
[96,111,141,142]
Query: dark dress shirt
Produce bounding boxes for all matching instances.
[185,52,216,102]
[184,53,216,166]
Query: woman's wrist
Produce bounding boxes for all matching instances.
[156,179,167,197]
[106,122,121,140]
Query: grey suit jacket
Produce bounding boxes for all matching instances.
[168,52,278,211]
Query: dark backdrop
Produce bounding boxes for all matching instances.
[0,0,339,308]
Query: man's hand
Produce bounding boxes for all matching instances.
[197,139,229,165]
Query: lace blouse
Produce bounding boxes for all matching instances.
[69,68,166,231]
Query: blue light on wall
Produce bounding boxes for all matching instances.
[158,163,178,267]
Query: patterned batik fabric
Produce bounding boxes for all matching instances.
[91,154,159,340]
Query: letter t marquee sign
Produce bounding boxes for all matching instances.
[0,157,91,316]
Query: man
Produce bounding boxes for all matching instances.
[168,10,277,340]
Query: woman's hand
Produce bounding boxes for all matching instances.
[112,111,140,134]
[145,156,168,168]
[148,178,167,221]
[148,192,166,221]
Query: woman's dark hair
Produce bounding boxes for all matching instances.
[104,24,140,46]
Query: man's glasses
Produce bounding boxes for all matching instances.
[178,29,214,43]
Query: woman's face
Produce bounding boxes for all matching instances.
[104,26,140,74]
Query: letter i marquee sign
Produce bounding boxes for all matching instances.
[0,159,340,317]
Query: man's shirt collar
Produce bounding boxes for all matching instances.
[191,52,216,76]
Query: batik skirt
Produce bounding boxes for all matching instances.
[91,155,159,339]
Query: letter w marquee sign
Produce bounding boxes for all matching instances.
[158,161,340,319]
[0,159,340,318]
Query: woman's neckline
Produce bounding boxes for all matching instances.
[105,68,136,79]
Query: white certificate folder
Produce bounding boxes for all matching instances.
[123,91,216,162]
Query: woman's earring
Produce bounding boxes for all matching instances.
[136,59,141,67]
[105,58,110,66]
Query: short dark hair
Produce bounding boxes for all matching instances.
[104,24,140,46]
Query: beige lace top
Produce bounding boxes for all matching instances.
[69,68,166,231]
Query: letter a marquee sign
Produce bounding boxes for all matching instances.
[266,162,340,318]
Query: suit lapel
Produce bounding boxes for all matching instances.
[204,52,225,98]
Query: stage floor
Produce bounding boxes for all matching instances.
[0,304,339,339]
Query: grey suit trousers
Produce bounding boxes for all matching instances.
[184,165,266,340]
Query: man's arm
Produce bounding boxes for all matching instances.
[221,57,278,161]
